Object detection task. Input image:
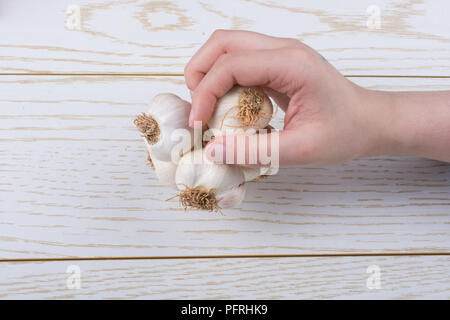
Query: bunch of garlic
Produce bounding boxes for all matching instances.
[134,86,274,213]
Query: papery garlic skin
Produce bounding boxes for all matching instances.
[241,166,271,182]
[142,138,177,188]
[262,166,279,176]
[216,184,246,208]
[152,157,177,188]
[207,86,273,135]
[146,93,194,162]
[175,148,246,209]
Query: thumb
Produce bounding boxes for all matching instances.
[204,129,308,167]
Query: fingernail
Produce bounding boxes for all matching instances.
[206,142,226,163]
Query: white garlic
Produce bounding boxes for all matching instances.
[152,157,177,189]
[241,166,271,182]
[142,138,177,188]
[175,148,246,211]
[216,184,246,208]
[262,166,279,176]
[207,86,273,135]
[134,93,194,162]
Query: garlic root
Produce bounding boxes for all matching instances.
[178,186,221,213]
[146,150,154,169]
[236,87,271,127]
[134,113,160,145]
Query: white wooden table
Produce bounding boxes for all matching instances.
[0,0,449,299]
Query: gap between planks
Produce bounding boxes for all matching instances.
[1,252,450,263]
[0,73,449,78]
[1,74,447,264]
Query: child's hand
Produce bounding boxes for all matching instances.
[185,30,450,165]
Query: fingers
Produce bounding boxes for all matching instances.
[189,47,304,126]
[204,129,314,167]
[184,29,300,91]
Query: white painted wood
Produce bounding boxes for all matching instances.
[1,256,449,299]
[0,76,449,259]
[0,0,449,75]
[1,0,448,299]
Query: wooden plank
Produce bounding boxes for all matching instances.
[0,0,449,76]
[0,76,449,259]
[1,255,449,299]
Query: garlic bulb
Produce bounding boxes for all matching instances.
[175,148,246,211]
[207,86,273,135]
[134,93,193,162]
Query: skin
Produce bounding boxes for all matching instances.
[185,30,450,166]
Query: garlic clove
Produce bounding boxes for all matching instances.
[207,86,273,135]
[216,183,246,209]
[152,157,177,189]
[175,148,246,211]
[135,93,194,163]
[141,138,177,188]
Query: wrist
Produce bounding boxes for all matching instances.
[356,88,412,158]
[388,91,450,161]
[358,88,450,161]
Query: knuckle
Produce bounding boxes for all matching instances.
[183,61,191,75]
[183,64,196,90]
[185,79,195,91]
[283,38,302,47]
[215,52,232,66]
[210,29,227,39]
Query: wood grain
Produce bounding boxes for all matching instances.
[0,75,448,259]
[1,255,449,299]
[1,1,449,299]
[0,0,449,76]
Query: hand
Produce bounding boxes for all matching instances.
[185,30,450,165]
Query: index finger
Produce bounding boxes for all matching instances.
[184,29,299,91]
[190,48,302,127]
